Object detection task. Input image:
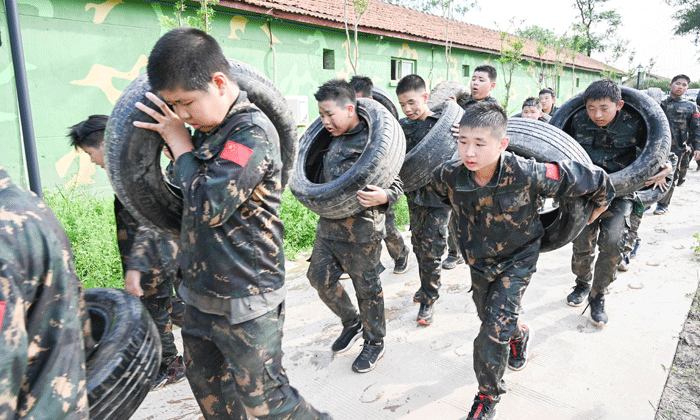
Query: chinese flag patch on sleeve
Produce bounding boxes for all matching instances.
[545,163,560,180]
[693,112,700,119]
[0,301,6,333]
[220,141,253,167]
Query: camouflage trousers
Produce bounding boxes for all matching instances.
[384,206,408,262]
[307,236,386,342]
[470,261,535,398]
[572,197,632,298]
[182,303,332,420]
[446,213,460,258]
[678,148,691,184]
[407,202,449,305]
[621,197,644,255]
[658,151,685,207]
[141,272,184,362]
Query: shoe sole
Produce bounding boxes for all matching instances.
[165,375,187,387]
[590,317,608,327]
[417,316,433,326]
[332,330,362,354]
[393,265,410,274]
[618,265,629,272]
[567,300,586,307]
[352,346,385,373]
[508,326,534,371]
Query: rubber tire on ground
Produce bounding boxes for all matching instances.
[105,58,297,238]
[506,118,594,253]
[372,85,399,119]
[550,86,671,197]
[289,98,405,219]
[85,288,161,420]
[427,80,469,108]
[400,100,464,192]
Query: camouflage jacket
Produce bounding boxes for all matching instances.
[114,197,179,292]
[0,167,89,419]
[399,110,448,208]
[173,91,285,299]
[546,104,559,116]
[660,96,700,155]
[317,121,404,243]
[569,108,645,173]
[455,94,500,111]
[432,153,614,277]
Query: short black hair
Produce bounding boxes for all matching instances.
[474,65,497,82]
[522,97,542,110]
[349,75,373,98]
[539,87,555,98]
[583,78,621,104]
[396,74,426,96]
[147,27,234,92]
[459,101,507,139]
[671,74,691,84]
[314,78,356,107]
[68,115,108,149]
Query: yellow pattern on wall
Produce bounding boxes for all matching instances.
[228,16,248,39]
[55,148,98,189]
[86,0,124,24]
[398,44,419,60]
[70,55,148,104]
[260,23,281,44]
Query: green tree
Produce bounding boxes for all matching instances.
[344,0,369,75]
[572,0,624,57]
[516,25,580,90]
[665,0,700,46]
[497,20,525,113]
[158,0,219,34]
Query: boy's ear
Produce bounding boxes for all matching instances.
[489,81,496,92]
[423,92,429,102]
[347,103,355,115]
[211,72,229,91]
[500,136,510,152]
[616,100,625,111]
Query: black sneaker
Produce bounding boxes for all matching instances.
[413,289,422,303]
[587,294,608,326]
[417,303,434,325]
[567,283,591,307]
[630,241,640,259]
[618,255,630,272]
[151,355,186,391]
[677,179,685,187]
[393,251,410,274]
[442,254,464,270]
[352,341,385,373]
[331,321,363,353]
[467,393,498,420]
[508,325,532,371]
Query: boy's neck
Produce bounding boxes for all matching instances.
[472,93,490,101]
[418,108,434,121]
[474,160,499,187]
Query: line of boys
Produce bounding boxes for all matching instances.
[92,27,675,420]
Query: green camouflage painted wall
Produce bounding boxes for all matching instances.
[1,0,601,191]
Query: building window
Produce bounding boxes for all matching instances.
[391,58,415,82]
[323,49,334,70]
[576,77,580,88]
[462,65,470,78]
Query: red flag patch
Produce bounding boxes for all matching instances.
[220,141,253,167]
[693,112,700,119]
[0,301,6,333]
[545,163,560,180]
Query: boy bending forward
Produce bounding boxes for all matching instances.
[432,102,614,419]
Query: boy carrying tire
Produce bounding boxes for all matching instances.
[432,102,614,419]
[306,79,403,373]
[133,27,330,420]
[396,74,451,325]
[68,115,186,391]
[565,79,671,326]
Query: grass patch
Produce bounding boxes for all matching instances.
[44,188,123,290]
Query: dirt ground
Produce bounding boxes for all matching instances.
[133,169,700,420]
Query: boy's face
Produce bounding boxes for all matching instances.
[521,106,543,120]
[539,93,555,112]
[470,71,495,100]
[397,90,430,120]
[586,98,624,127]
[81,144,105,169]
[159,73,234,132]
[669,79,690,98]
[457,126,509,175]
[318,99,356,136]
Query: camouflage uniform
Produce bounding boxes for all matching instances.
[115,198,182,363]
[0,166,89,419]
[432,154,614,398]
[383,206,408,263]
[658,96,700,204]
[400,112,450,305]
[447,95,503,259]
[569,108,645,298]
[307,121,403,343]
[174,92,330,420]
[545,104,559,116]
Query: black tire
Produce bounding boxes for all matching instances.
[506,118,594,253]
[427,80,469,108]
[550,86,671,196]
[289,98,405,219]
[400,100,464,192]
[372,85,399,119]
[105,59,296,238]
[85,288,161,420]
